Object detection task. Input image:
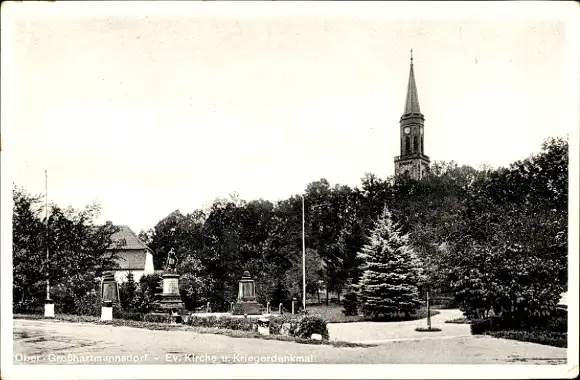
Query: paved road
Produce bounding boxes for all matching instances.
[328,309,471,344]
[13,319,566,365]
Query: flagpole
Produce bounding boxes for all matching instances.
[302,194,306,311]
[45,169,50,300]
[44,169,53,317]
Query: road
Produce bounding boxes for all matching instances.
[328,309,471,343]
[13,319,566,365]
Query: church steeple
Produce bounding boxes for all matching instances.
[394,50,430,180]
[404,50,421,115]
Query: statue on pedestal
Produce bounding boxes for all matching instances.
[151,248,185,316]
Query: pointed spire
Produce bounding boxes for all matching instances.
[404,49,421,114]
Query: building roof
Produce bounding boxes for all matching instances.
[404,53,421,115]
[103,224,152,270]
[108,224,151,251]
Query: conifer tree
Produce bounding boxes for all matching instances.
[356,207,422,318]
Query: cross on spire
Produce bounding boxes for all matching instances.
[410,48,413,63]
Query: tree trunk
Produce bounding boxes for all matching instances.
[325,286,329,306]
[337,291,341,306]
[317,288,320,303]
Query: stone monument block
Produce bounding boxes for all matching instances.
[232,271,262,315]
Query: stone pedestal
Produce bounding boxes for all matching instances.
[44,300,54,318]
[101,306,113,321]
[232,271,261,315]
[232,302,262,315]
[152,273,185,314]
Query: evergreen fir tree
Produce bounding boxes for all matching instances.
[356,207,422,319]
[119,272,137,311]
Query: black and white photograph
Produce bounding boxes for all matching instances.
[1,1,578,379]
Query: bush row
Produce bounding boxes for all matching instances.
[14,308,330,340]
[489,330,567,348]
[187,315,256,331]
[185,314,329,339]
[470,311,568,335]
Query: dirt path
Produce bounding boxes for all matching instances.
[327,309,471,343]
[12,319,566,365]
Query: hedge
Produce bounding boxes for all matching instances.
[470,311,568,348]
[184,315,249,333]
[185,314,329,340]
[14,311,330,340]
[489,330,567,348]
[470,312,568,335]
[113,309,144,322]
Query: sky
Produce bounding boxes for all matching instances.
[3,1,579,234]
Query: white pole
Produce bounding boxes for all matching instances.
[44,170,54,318]
[302,194,306,311]
[45,169,50,301]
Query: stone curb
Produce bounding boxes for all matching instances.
[346,334,474,345]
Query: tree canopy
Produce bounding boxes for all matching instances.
[13,137,568,320]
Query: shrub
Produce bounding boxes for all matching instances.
[73,295,99,317]
[415,327,442,332]
[119,273,138,311]
[489,330,567,348]
[186,315,253,330]
[547,309,567,333]
[445,317,469,324]
[470,316,503,335]
[296,315,329,340]
[342,292,358,316]
[136,274,162,313]
[114,309,144,321]
[143,314,171,323]
[216,316,255,332]
[268,314,300,336]
[203,315,218,328]
[268,314,328,340]
[13,298,44,314]
[471,311,567,335]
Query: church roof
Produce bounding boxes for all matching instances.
[404,53,421,115]
[106,223,151,251]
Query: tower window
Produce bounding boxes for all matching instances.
[421,136,424,153]
[405,136,410,154]
[413,136,418,152]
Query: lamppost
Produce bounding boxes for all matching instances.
[301,194,306,311]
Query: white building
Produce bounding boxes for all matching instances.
[105,222,155,283]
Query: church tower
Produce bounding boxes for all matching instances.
[394,51,430,180]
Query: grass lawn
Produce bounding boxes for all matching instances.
[305,304,440,323]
